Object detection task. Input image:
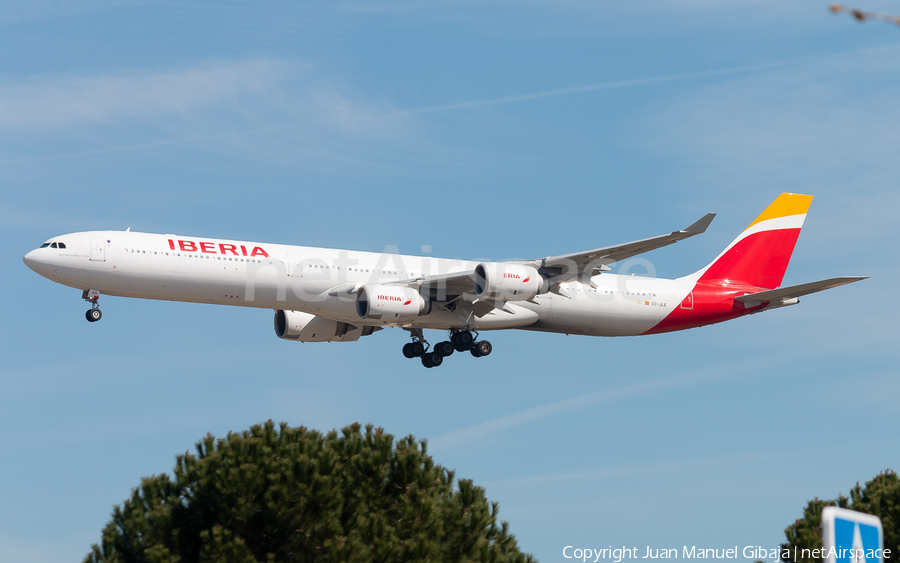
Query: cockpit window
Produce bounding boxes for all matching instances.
[50,242,58,248]
[58,242,66,249]
[39,243,50,248]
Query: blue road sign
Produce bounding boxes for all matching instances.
[822,507,885,563]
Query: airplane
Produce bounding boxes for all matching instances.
[23,193,864,368]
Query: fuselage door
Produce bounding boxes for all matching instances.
[90,237,106,262]
[287,252,301,277]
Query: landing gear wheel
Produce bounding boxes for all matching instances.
[402,343,415,358]
[83,289,102,322]
[474,340,492,357]
[434,341,454,357]
[421,351,443,368]
[410,341,425,357]
[470,346,482,358]
[451,330,474,351]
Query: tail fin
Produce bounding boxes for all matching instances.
[692,193,814,289]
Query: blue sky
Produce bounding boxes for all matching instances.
[2,1,899,561]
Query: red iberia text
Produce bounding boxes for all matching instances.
[168,239,269,258]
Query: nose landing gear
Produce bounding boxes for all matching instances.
[83,289,102,322]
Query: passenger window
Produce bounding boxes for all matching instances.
[50,243,58,248]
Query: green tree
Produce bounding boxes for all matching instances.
[781,469,899,563]
[85,421,536,563]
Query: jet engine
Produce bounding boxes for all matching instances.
[356,284,426,323]
[274,310,378,342]
[474,263,545,301]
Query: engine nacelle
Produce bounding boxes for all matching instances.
[274,310,377,342]
[356,284,425,324]
[474,263,545,301]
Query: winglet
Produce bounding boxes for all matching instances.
[683,212,716,235]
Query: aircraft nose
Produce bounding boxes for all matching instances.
[23,249,49,274]
[23,249,38,271]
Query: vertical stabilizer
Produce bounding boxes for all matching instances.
[691,193,813,289]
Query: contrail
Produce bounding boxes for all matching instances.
[373,45,900,119]
[427,355,781,453]
[371,59,803,119]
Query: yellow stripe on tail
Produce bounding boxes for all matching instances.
[745,193,814,229]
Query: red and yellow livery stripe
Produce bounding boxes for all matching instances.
[645,193,813,334]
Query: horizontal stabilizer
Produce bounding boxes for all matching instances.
[734,276,867,305]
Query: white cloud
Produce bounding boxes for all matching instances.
[0,59,435,172]
[637,46,900,190]
[0,59,291,129]
[631,44,900,260]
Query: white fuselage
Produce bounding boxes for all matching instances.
[24,230,694,337]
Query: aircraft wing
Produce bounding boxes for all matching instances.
[391,212,717,299]
[533,212,716,283]
[734,276,867,306]
[415,270,477,300]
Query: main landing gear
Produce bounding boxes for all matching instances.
[402,328,492,368]
[83,289,102,322]
[401,329,440,368]
[456,331,492,358]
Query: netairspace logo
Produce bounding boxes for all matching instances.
[561,546,892,563]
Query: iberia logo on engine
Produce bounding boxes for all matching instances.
[377,295,414,305]
[503,272,530,283]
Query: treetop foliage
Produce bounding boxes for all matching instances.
[85,421,536,563]
[782,469,898,563]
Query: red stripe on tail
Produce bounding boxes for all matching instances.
[700,228,802,289]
